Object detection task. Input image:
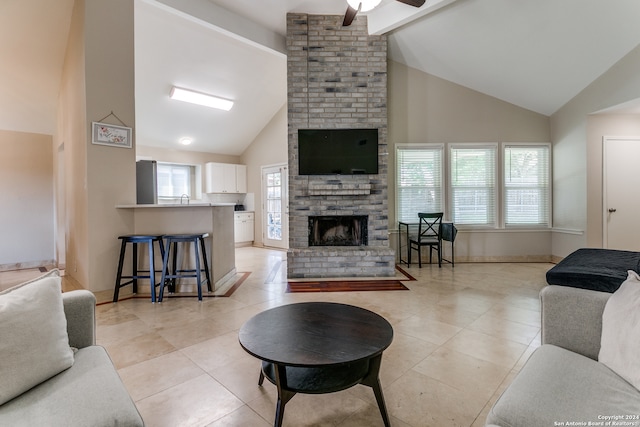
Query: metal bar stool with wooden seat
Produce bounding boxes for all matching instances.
[158,233,212,302]
[113,234,166,303]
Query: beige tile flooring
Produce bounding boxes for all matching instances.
[1,247,551,427]
[0,266,84,292]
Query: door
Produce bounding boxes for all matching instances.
[262,164,288,249]
[603,137,640,250]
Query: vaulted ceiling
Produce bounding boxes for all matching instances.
[3,0,640,154]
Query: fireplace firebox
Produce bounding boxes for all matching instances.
[309,216,368,247]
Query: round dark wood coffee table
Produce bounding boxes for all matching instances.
[238,302,394,427]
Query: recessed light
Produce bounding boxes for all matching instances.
[170,86,234,111]
[179,137,193,146]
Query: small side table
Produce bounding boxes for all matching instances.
[397,221,416,266]
[398,220,457,267]
[238,302,394,427]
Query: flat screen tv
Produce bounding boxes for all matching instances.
[298,128,379,175]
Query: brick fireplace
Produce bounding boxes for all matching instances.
[286,13,395,278]
[309,215,368,247]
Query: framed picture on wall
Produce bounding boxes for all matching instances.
[91,122,132,149]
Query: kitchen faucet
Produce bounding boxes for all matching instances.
[180,194,190,205]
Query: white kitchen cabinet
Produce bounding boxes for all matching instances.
[235,164,247,193]
[205,163,247,193]
[234,212,254,244]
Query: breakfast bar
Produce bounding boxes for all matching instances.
[116,203,236,290]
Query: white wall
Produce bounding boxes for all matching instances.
[240,104,288,246]
[137,107,287,249]
[54,0,137,291]
[388,60,552,261]
[586,114,640,248]
[136,144,241,203]
[56,0,89,284]
[0,130,54,269]
[551,44,640,258]
[234,62,555,260]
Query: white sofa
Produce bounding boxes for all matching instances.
[0,288,144,426]
[486,285,640,426]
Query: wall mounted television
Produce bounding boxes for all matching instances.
[298,128,379,175]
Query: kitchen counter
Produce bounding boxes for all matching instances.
[116,203,236,291]
[116,203,235,208]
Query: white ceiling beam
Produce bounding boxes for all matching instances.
[367,0,458,35]
[151,0,286,55]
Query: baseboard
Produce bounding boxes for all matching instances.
[234,242,253,248]
[457,255,553,263]
[550,254,564,264]
[397,255,554,264]
[0,259,55,272]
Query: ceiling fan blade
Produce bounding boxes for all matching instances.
[395,0,426,7]
[342,5,359,26]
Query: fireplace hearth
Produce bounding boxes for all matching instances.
[309,216,368,247]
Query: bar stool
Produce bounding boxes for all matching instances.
[158,233,212,302]
[113,235,166,303]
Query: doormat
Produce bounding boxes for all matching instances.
[286,266,414,293]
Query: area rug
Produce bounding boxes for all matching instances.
[99,271,251,305]
[286,266,414,293]
[158,271,251,299]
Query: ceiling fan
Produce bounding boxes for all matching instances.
[343,0,426,26]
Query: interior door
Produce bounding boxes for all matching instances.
[603,137,640,250]
[262,164,289,249]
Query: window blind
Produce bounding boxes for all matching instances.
[504,144,550,226]
[157,163,191,199]
[396,145,444,223]
[450,145,497,226]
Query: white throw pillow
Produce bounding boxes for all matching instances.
[0,270,74,404]
[599,269,640,390]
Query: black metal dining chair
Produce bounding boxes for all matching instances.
[408,212,443,268]
[440,222,457,267]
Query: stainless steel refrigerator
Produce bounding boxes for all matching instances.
[136,160,157,204]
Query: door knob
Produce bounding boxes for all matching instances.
[608,208,617,213]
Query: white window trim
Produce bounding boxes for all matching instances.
[448,143,499,229]
[393,142,552,231]
[395,143,445,223]
[156,161,200,201]
[501,142,552,229]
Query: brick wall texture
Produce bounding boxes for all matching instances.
[286,13,395,278]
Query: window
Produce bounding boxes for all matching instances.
[396,145,444,222]
[450,145,497,226]
[395,142,551,229]
[157,162,192,199]
[503,144,550,227]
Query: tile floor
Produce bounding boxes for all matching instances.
[0,266,83,292]
[2,247,551,426]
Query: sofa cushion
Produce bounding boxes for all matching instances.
[486,345,640,427]
[0,346,144,426]
[545,248,640,292]
[599,270,640,390]
[0,270,74,405]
